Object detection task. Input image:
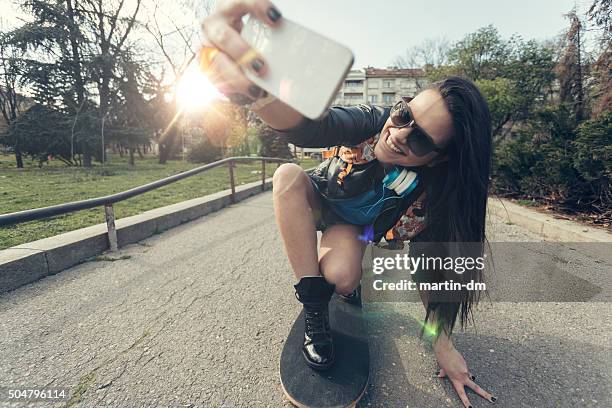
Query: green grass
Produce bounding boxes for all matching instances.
[0,153,318,249]
[516,199,538,207]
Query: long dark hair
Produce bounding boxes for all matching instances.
[419,76,492,336]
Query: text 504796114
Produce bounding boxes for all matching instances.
[1,387,70,401]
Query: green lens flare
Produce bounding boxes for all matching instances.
[419,320,438,337]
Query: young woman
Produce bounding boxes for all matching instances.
[201,1,497,406]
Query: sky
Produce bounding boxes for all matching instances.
[270,0,594,68]
[0,0,598,71]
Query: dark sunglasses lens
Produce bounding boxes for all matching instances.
[408,130,435,156]
[391,101,411,126]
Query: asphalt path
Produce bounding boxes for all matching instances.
[0,192,610,407]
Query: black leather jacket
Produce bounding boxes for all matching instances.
[276,104,390,148]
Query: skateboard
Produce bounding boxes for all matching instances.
[279,291,369,408]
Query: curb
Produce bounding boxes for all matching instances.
[487,197,611,243]
[0,178,273,294]
[3,184,609,294]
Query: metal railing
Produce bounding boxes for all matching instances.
[0,156,293,251]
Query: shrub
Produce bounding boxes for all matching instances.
[492,104,610,215]
[187,137,223,164]
[257,125,292,159]
[573,112,611,207]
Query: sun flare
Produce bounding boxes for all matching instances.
[175,65,223,111]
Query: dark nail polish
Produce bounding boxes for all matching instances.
[248,85,263,98]
[261,90,268,98]
[434,370,440,375]
[267,6,281,22]
[470,375,476,381]
[251,58,264,72]
[468,406,472,408]
[491,396,497,403]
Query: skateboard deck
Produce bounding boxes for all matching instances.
[279,293,369,408]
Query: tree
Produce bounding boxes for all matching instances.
[259,126,292,159]
[0,31,28,168]
[398,27,556,137]
[7,0,153,167]
[394,37,449,91]
[187,136,222,163]
[557,10,586,122]
[225,105,250,156]
[485,37,556,136]
[6,104,73,165]
[80,0,143,166]
[442,25,508,82]
[108,52,154,166]
[8,0,102,166]
[586,0,611,117]
[573,112,611,213]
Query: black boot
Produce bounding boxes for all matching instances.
[294,276,335,370]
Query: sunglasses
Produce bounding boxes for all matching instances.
[389,96,447,157]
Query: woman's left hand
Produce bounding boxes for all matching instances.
[433,337,497,407]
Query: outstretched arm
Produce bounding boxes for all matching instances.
[267,103,390,148]
[417,288,496,407]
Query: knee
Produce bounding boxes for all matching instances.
[321,264,361,296]
[272,163,309,198]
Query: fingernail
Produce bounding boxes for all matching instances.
[490,396,497,403]
[262,90,268,98]
[470,375,476,381]
[248,85,263,98]
[251,58,264,72]
[434,370,440,375]
[267,6,282,22]
[468,406,472,408]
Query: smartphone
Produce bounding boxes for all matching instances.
[241,16,354,120]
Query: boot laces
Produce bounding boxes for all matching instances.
[304,306,329,336]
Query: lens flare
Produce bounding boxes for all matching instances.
[176,65,223,111]
[358,224,374,243]
[419,320,438,338]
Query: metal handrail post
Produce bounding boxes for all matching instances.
[228,160,236,203]
[261,160,266,191]
[104,203,118,252]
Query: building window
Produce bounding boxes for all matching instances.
[383,79,395,88]
[369,95,378,103]
[382,93,395,104]
[401,80,414,88]
[344,80,363,87]
[344,93,363,102]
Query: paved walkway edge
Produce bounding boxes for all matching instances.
[2,187,609,294]
[0,178,273,294]
[488,197,610,243]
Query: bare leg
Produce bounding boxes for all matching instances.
[272,163,322,279]
[319,224,366,295]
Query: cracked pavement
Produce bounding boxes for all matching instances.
[0,192,610,407]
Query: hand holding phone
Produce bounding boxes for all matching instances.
[240,17,354,119]
[200,0,283,99]
[201,0,354,123]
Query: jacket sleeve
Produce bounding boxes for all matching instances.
[273,104,390,148]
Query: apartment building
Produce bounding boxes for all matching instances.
[333,67,427,107]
